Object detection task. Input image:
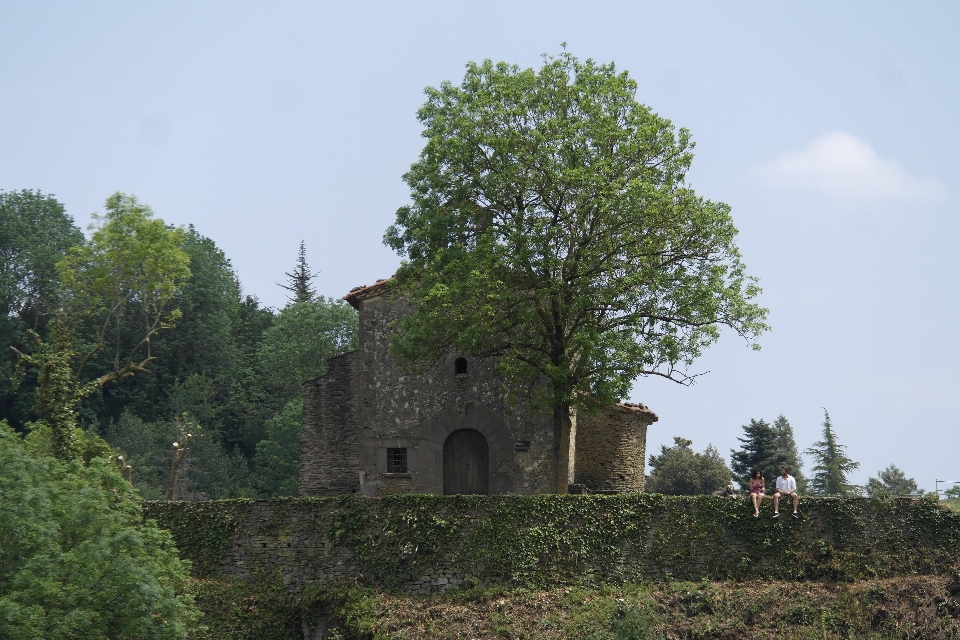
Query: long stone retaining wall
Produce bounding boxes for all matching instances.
[144,495,960,595]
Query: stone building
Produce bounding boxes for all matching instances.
[298,280,658,496]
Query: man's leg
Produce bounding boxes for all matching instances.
[791,493,799,512]
[773,492,780,514]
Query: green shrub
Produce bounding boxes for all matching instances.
[0,422,198,639]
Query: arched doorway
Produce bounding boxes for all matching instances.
[443,429,489,495]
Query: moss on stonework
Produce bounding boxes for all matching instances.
[146,494,960,591]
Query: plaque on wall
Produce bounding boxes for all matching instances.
[514,441,531,452]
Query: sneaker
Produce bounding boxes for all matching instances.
[773,512,780,518]
[792,512,799,518]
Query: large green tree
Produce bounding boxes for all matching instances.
[95,226,242,432]
[646,436,732,495]
[12,193,191,459]
[257,298,358,408]
[385,52,768,492]
[804,409,860,496]
[0,190,84,328]
[0,422,198,639]
[56,193,191,390]
[0,190,84,429]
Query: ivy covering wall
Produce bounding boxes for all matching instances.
[143,495,960,593]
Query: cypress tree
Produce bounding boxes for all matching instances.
[278,240,318,303]
[804,409,860,495]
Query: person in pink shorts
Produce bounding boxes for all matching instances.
[748,469,765,517]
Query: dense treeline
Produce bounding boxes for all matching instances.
[649,412,925,498]
[1,190,357,499]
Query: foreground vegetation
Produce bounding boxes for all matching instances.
[188,574,960,639]
[0,423,198,639]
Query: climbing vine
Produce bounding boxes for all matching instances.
[146,495,960,589]
[143,499,253,576]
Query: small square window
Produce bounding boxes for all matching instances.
[387,448,407,473]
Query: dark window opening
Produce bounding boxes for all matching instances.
[387,448,407,473]
[455,357,468,375]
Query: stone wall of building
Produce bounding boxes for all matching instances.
[325,287,560,496]
[299,352,361,496]
[300,283,659,497]
[145,495,960,596]
[574,403,656,493]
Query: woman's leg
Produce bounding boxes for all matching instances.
[751,493,760,515]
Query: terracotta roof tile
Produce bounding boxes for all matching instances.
[342,278,393,307]
[612,402,659,422]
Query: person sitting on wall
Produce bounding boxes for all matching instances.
[748,469,765,518]
[773,466,799,518]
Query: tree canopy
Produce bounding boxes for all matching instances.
[805,409,860,496]
[866,464,921,497]
[385,51,768,492]
[0,190,84,326]
[0,190,84,428]
[257,298,358,405]
[0,189,355,500]
[11,193,191,459]
[57,192,191,388]
[646,436,732,495]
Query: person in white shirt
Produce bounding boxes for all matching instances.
[773,466,798,518]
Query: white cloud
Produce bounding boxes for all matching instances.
[758,132,944,208]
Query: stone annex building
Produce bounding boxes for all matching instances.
[298,280,658,497]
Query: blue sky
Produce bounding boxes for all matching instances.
[2,1,958,491]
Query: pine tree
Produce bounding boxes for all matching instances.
[771,414,806,492]
[730,419,789,491]
[804,409,860,495]
[278,240,318,303]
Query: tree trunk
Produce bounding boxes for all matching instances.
[553,402,575,494]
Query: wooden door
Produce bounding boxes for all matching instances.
[443,429,489,495]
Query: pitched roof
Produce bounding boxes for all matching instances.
[342,278,393,308]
